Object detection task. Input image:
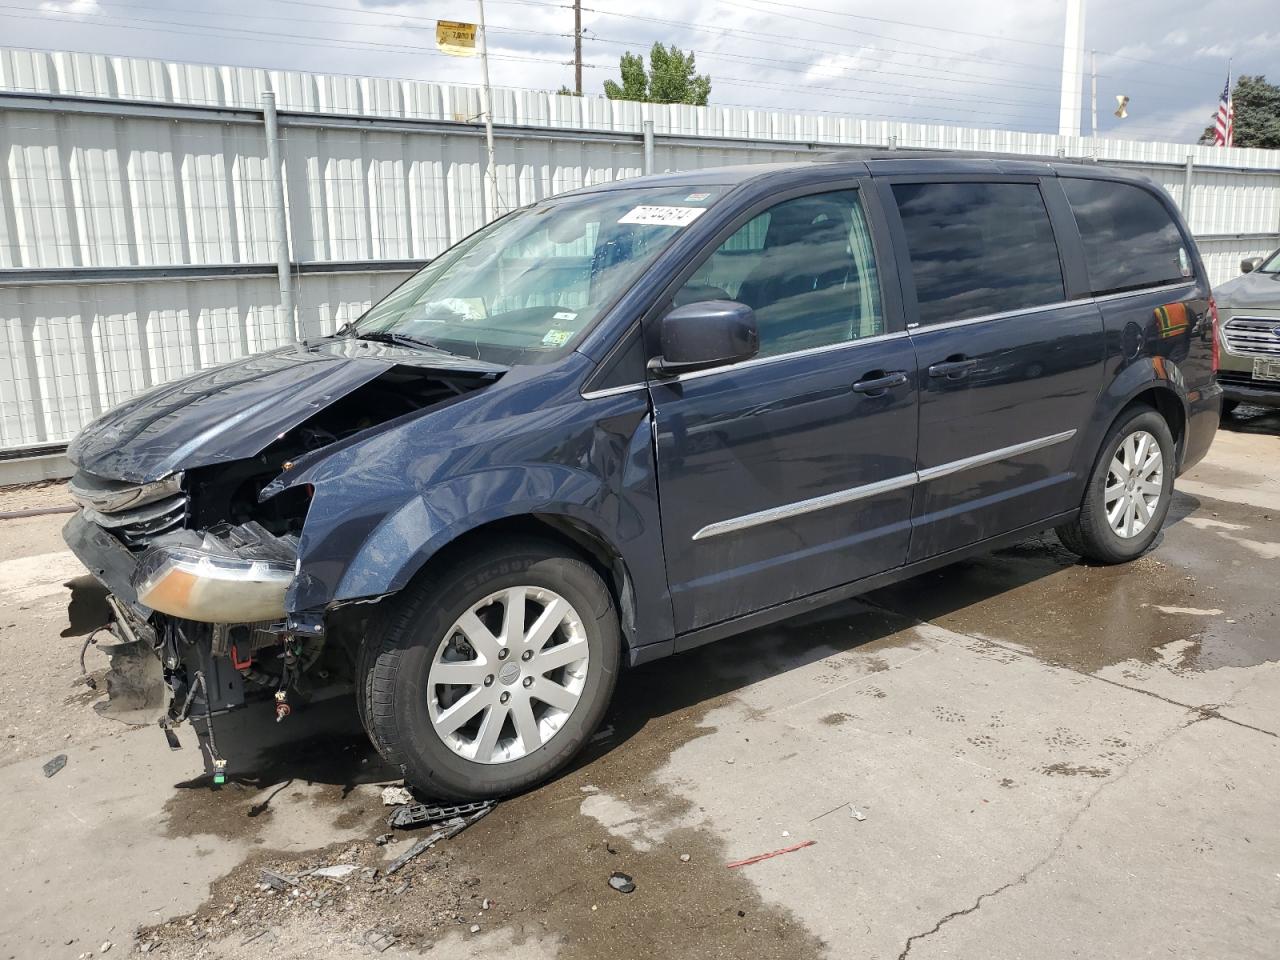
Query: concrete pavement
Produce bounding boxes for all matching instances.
[1,407,1277,960]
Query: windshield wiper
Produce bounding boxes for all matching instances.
[353,330,449,353]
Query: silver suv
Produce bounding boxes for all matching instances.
[1214,248,1280,414]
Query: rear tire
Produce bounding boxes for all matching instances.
[1056,407,1175,565]
[358,538,620,800]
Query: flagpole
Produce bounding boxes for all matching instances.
[477,0,498,221]
[1089,50,1097,139]
[1227,58,1233,147]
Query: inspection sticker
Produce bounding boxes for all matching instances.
[618,205,706,227]
[542,328,573,346]
[684,192,712,202]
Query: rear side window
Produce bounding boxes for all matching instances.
[1062,179,1189,296]
[892,181,1065,326]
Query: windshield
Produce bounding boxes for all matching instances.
[1258,249,1280,274]
[353,184,728,364]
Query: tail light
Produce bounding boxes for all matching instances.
[1209,298,1220,372]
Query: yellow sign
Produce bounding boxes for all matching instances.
[437,20,478,57]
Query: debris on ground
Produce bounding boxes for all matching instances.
[726,839,816,869]
[608,871,636,894]
[141,828,494,955]
[388,799,495,830]
[381,785,415,806]
[385,807,489,877]
[469,924,481,934]
[364,930,396,953]
[259,868,298,891]
[679,854,691,863]
[850,806,867,821]
[375,833,393,845]
[311,864,359,881]
[42,754,67,778]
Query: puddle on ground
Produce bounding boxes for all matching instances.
[869,492,1279,673]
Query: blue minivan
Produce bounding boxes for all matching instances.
[64,155,1221,798]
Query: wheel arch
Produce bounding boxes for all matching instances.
[1080,361,1190,482]
[1124,384,1186,464]
[404,513,641,653]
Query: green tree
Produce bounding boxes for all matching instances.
[1199,74,1280,148]
[603,43,711,106]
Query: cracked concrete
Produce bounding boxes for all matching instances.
[894,711,1216,960]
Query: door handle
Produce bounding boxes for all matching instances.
[928,357,978,380]
[852,370,909,395]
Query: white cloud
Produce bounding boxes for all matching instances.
[39,0,100,13]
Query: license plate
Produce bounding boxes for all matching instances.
[1254,358,1280,382]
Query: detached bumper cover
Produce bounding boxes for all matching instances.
[63,511,147,613]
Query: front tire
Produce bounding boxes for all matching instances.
[359,539,620,800]
[1056,407,1175,564]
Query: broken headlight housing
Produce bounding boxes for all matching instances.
[133,522,297,623]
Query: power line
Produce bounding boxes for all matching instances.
[32,0,1068,110]
[0,4,572,67]
[582,3,1221,92]
[580,31,1062,104]
[580,6,1065,86]
[718,0,1226,78]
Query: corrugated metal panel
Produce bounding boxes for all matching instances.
[1,45,1279,452]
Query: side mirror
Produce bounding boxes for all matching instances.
[647,300,759,377]
[1241,257,1263,274]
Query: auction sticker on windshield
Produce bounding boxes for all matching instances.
[618,205,706,227]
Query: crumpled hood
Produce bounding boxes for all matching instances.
[68,338,505,484]
[1214,269,1280,310]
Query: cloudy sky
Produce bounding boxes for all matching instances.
[4,0,1276,143]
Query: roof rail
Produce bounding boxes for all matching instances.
[813,148,1099,165]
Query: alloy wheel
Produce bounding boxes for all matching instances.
[1104,429,1164,539]
[426,586,590,764]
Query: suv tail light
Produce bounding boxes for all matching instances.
[1209,298,1220,372]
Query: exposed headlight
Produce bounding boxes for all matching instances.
[134,544,292,623]
[131,521,298,624]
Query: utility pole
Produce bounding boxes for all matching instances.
[1058,0,1086,137]
[476,0,498,220]
[1090,49,1098,138]
[574,0,583,96]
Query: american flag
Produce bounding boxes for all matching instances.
[1213,76,1234,147]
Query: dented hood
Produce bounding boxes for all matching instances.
[68,338,505,483]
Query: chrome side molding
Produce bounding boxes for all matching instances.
[916,430,1077,483]
[691,429,1077,541]
[691,472,918,541]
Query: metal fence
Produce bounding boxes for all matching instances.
[3,46,1279,459]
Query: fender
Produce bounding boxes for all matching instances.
[1072,355,1188,481]
[272,376,674,652]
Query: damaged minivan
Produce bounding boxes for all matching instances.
[65,155,1221,799]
